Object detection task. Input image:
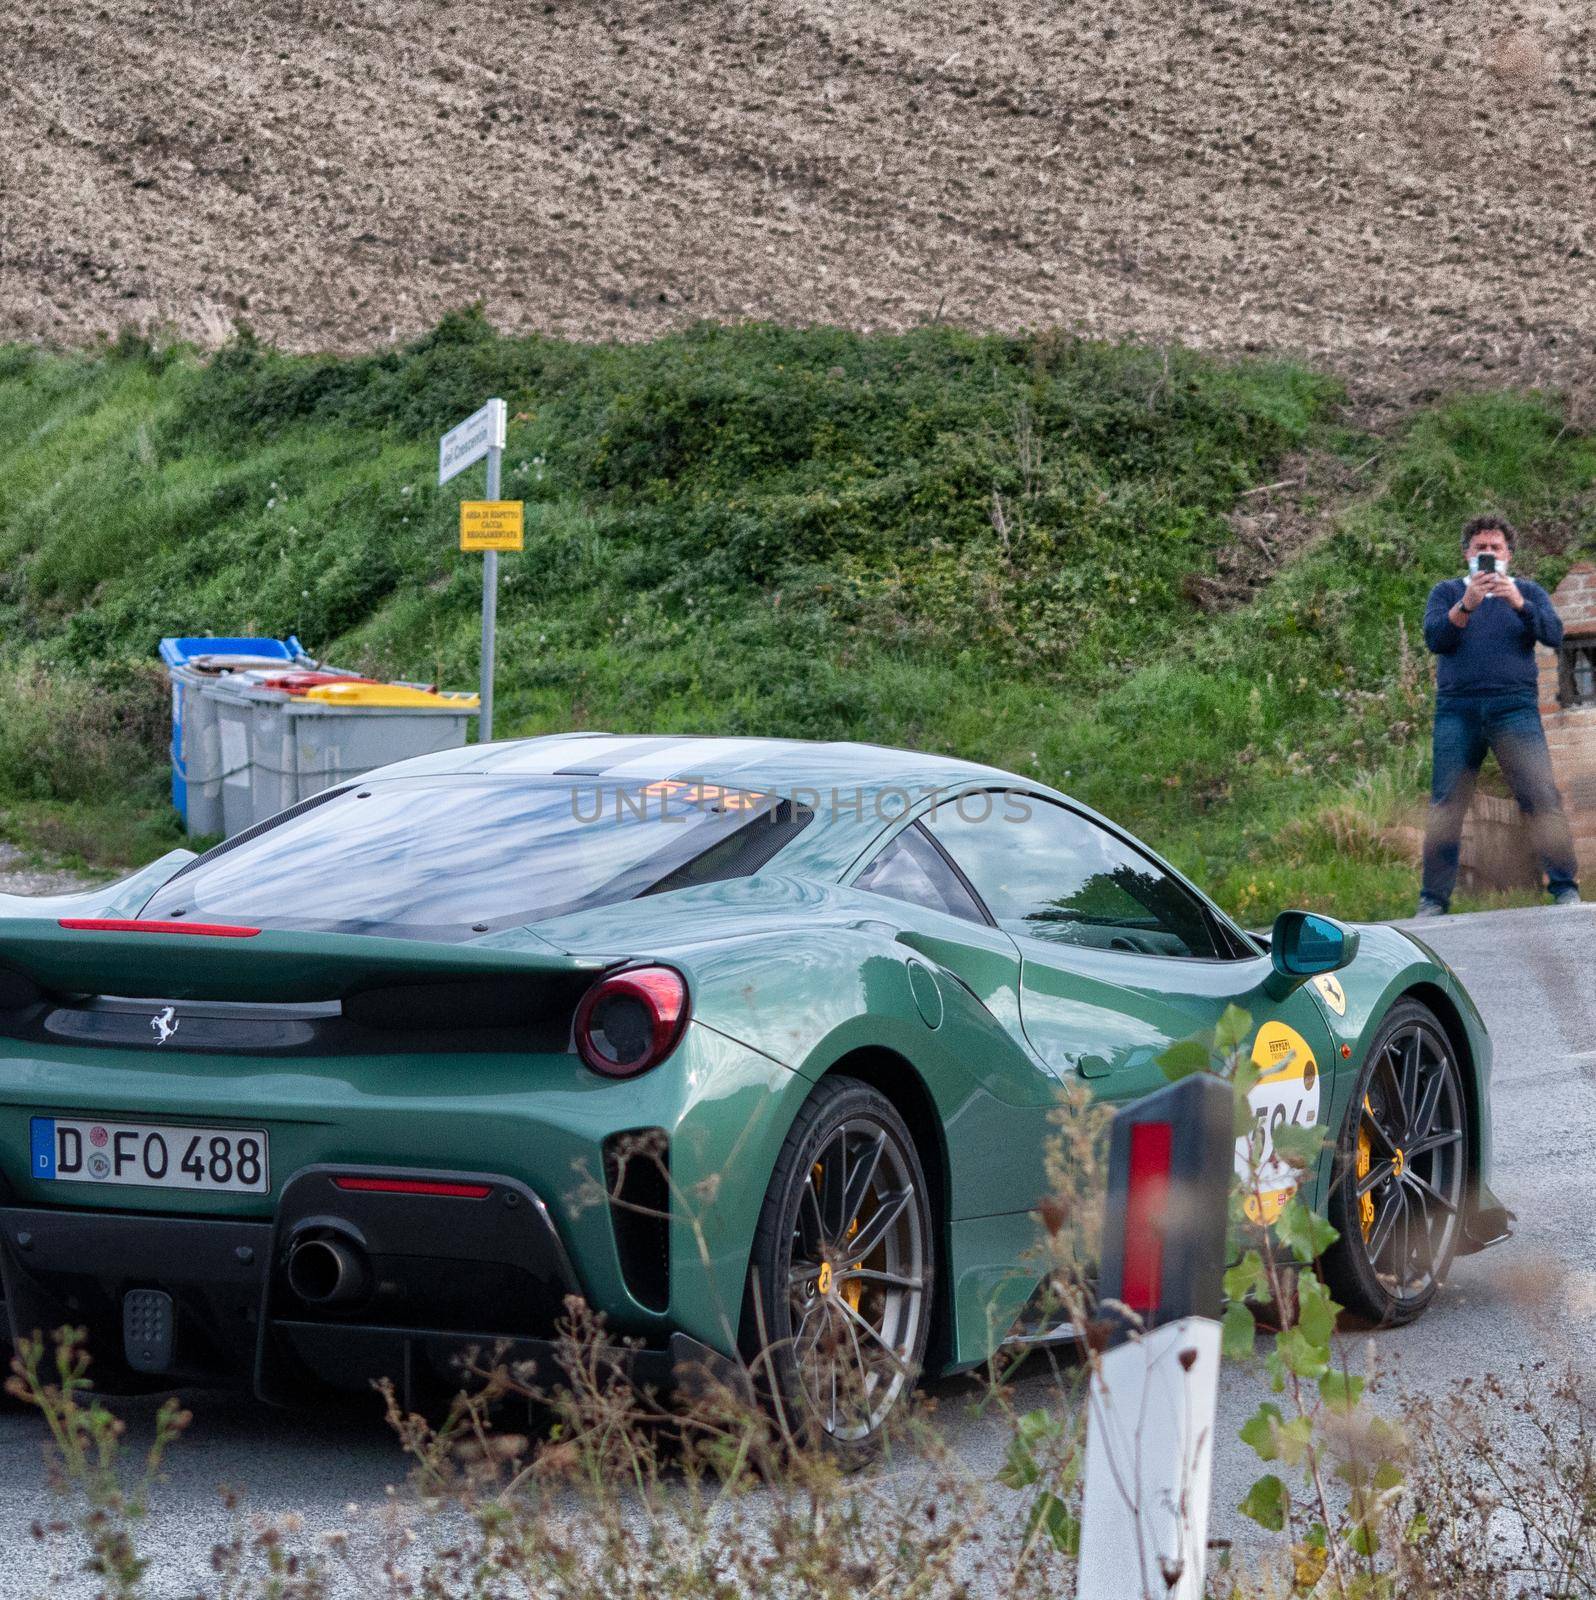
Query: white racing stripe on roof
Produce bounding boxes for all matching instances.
[697,739,909,785]
[551,735,699,776]
[475,733,621,773]
[597,737,771,781]
[689,738,807,775]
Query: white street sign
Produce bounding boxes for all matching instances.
[438,397,511,742]
[438,398,508,486]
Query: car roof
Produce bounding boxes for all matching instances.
[370,732,1025,796]
[313,733,1249,940]
[364,734,1034,879]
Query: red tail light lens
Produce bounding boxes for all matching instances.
[334,1177,491,1199]
[1121,1120,1173,1313]
[574,966,689,1078]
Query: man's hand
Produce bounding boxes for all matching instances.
[1460,572,1493,613]
[1485,573,1525,610]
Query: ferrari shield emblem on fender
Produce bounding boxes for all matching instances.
[1311,973,1347,1016]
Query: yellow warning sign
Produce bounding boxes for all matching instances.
[459,500,524,552]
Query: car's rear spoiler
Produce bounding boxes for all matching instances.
[0,918,610,1007]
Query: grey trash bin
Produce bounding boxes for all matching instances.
[158,636,312,836]
[200,677,480,835]
[203,675,275,837]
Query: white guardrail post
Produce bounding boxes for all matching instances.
[1076,1074,1233,1600]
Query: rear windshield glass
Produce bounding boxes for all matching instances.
[139,778,811,941]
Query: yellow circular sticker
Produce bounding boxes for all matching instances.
[1237,1020,1321,1224]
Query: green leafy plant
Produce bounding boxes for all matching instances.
[1160,1007,1412,1597]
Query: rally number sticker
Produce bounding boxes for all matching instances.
[1236,1020,1321,1224]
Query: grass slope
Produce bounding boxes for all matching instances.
[2,315,1593,919]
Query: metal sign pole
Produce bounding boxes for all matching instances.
[480,437,501,743]
[439,397,513,748]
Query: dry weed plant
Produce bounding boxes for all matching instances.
[6,1028,1591,1600]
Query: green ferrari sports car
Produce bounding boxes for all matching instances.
[0,734,1507,1441]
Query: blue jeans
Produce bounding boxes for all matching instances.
[1421,693,1579,907]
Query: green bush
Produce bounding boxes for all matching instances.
[0,665,167,807]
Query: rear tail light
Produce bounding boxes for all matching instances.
[333,1176,491,1199]
[574,966,689,1078]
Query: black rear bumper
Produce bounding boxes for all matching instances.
[0,1165,710,1405]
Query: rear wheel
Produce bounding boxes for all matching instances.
[742,1077,933,1454]
[1322,1001,1467,1326]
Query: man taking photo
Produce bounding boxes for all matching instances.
[1417,514,1580,916]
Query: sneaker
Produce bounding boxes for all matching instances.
[1553,888,1583,907]
[1413,898,1447,919]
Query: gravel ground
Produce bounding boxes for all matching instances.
[4,2,1596,402]
[0,843,98,898]
[0,902,1589,1594]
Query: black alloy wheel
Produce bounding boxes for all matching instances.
[742,1077,933,1453]
[1323,1000,1468,1326]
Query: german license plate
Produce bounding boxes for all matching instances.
[29,1117,270,1195]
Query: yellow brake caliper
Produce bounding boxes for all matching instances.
[813,1162,865,1311]
[1357,1097,1375,1240]
[842,1216,863,1311]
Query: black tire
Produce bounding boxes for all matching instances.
[1322,1000,1468,1327]
[741,1076,934,1455]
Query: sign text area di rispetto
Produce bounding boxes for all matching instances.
[460,501,525,552]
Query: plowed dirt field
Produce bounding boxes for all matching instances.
[3,1,1594,398]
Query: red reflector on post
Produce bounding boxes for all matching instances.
[58,918,262,938]
[1120,1120,1174,1313]
[332,1177,492,1199]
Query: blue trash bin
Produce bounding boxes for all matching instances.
[158,636,309,835]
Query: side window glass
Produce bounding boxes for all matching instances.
[923,793,1224,959]
[853,824,987,925]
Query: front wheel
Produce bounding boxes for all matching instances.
[741,1077,934,1454]
[1322,1001,1468,1326]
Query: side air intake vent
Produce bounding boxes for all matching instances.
[602,1129,671,1313]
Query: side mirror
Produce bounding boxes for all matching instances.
[1266,910,1358,996]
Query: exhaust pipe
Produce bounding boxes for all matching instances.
[286,1234,371,1308]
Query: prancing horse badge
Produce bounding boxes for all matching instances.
[1311,973,1347,1017]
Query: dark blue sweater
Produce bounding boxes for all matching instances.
[1423,577,1563,701]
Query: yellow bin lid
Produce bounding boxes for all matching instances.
[304,682,481,710]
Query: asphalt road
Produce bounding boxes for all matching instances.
[0,904,1590,1594]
